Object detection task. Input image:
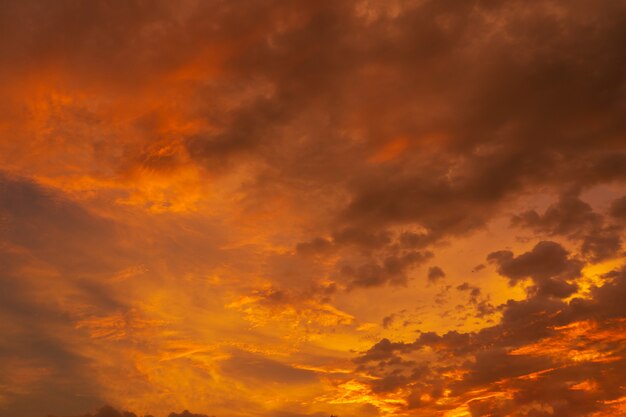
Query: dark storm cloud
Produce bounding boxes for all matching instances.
[511,191,602,236]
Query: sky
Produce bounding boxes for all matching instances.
[0,1,626,417]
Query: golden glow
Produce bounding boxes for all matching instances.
[0,2,625,417]
[368,137,410,164]
[510,319,626,363]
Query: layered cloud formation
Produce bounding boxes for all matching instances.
[1,1,625,416]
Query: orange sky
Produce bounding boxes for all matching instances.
[1,1,626,417]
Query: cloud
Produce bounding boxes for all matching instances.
[580,228,623,263]
[511,191,602,236]
[512,192,623,262]
[0,174,125,417]
[610,195,626,220]
[220,350,318,385]
[341,250,433,288]
[487,241,582,298]
[0,0,625,416]
[0,172,119,273]
[353,263,626,416]
[427,266,446,284]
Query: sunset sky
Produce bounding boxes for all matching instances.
[1,1,626,417]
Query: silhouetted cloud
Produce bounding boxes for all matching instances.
[355,265,626,416]
[487,241,582,298]
[512,192,624,262]
[427,266,446,284]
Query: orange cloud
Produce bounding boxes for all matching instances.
[1,1,626,417]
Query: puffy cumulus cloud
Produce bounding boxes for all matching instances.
[512,191,604,236]
[340,250,433,289]
[454,283,496,320]
[512,192,624,262]
[487,241,582,298]
[295,230,434,290]
[427,266,446,284]
[351,263,626,416]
